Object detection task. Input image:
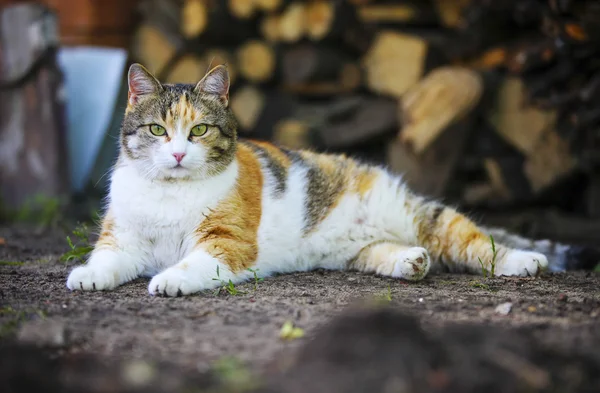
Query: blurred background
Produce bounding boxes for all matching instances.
[1,0,600,245]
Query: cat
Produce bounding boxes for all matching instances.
[65,63,588,297]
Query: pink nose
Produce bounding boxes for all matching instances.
[173,152,186,163]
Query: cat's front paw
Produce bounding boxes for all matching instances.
[392,247,431,281]
[66,265,118,291]
[148,268,199,297]
[495,250,548,277]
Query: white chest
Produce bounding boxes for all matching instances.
[107,162,238,273]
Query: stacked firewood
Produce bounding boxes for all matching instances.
[130,0,600,214]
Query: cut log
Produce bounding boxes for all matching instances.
[132,24,178,76]
[278,2,306,43]
[318,97,398,149]
[357,1,440,27]
[399,66,483,154]
[304,0,333,41]
[255,0,286,13]
[228,0,256,20]
[282,45,351,84]
[181,0,208,39]
[523,128,577,193]
[247,90,298,141]
[488,76,558,156]
[230,85,266,131]
[138,0,183,46]
[273,119,313,150]
[281,82,357,96]
[272,96,397,149]
[166,55,206,84]
[199,1,258,46]
[304,0,373,54]
[260,2,306,43]
[387,117,474,198]
[0,4,70,211]
[461,119,534,206]
[434,0,472,28]
[261,13,282,42]
[236,40,277,83]
[363,30,442,98]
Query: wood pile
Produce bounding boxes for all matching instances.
[130,0,600,215]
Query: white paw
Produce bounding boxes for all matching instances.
[392,247,431,281]
[495,250,548,277]
[66,265,117,291]
[148,268,198,297]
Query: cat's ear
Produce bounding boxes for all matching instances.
[127,63,162,106]
[194,65,230,106]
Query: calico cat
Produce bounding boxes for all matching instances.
[66,63,582,297]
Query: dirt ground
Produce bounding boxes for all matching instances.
[1,224,600,393]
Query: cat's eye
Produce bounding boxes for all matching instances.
[149,124,166,136]
[190,124,208,137]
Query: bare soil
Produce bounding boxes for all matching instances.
[1,225,600,393]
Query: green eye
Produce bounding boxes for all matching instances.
[190,124,208,137]
[149,124,166,136]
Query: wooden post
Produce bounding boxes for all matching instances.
[0,4,70,212]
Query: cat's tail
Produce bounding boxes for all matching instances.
[481,226,600,272]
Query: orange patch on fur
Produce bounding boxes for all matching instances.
[95,212,117,250]
[163,95,204,137]
[353,170,378,197]
[194,144,263,272]
[418,207,493,269]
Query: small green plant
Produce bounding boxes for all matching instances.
[478,257,488,278]
[12,194,63,228]
[247,267,264,291]
[212,266,244,296]
[0,306,46,338]
[373,283,393,304]
[279,320,305,340]
[385,283,392,302]
[60,223,93,264]
[212,356,259,392]
[0,261,25,266]
[594,263,600,273]
[478,235,498,278]
[489,234,498,276]
[469,280,490,290]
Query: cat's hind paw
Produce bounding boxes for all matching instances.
[148,268,198,297]
[391,247,431,281]
[66,266,118,291]
[495,250,548,277]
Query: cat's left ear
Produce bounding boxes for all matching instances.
[194,65,230,106]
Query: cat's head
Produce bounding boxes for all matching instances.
[120,63,237,181]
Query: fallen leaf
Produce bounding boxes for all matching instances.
[527,306,537,313]
[0,237,5,246]
[280,321,304,340]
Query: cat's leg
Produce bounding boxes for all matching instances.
[350,241,431,281]
[66,215,142,291]
[411,201,548,276]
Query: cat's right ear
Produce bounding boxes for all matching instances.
[127,64,162,106]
